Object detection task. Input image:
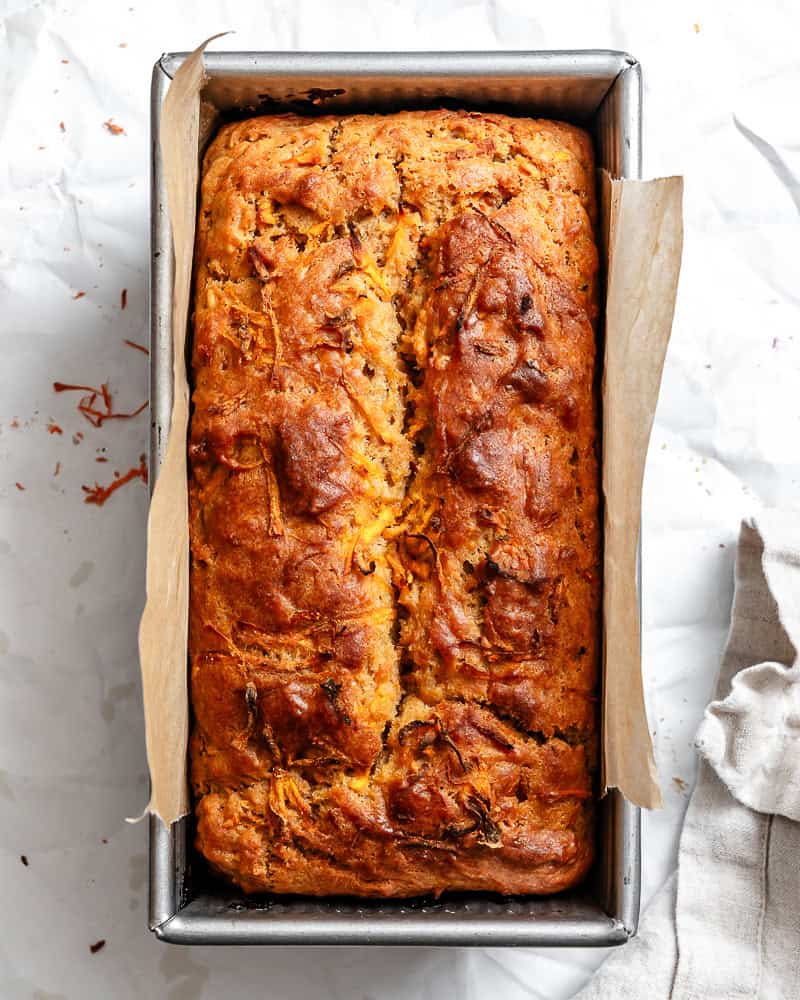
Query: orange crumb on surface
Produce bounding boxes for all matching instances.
[82,455,147,507]
[53,381,147,428]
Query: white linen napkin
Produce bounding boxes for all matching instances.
[575,511,800,999]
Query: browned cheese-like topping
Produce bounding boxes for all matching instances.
[190,109,600,897]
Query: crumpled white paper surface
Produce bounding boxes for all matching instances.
[1,2,799,999]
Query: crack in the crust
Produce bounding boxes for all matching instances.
[373,163,431,767]
[472,697,592,749]
[392,152,408,224]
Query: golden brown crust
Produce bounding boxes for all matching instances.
[189,109,600,897]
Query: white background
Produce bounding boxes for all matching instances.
[1,1,799,998]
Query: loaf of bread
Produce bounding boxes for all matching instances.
[189,109,600,897]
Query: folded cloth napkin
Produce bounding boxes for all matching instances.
[575,511,800,1000]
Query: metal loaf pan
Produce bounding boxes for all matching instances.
[148,49,642,947]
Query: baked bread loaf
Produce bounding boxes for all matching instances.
[189,109,600,897]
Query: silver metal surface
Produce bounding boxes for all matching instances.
[149,49,642,947]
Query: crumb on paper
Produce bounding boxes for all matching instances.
[10,419,19,429]
[121,287,127,310]
[673,776,689,793]
[15,482,25,491]
[72,432,83,445]
[772,337,778,348]
[47,422,63,435]
[82,455,147,507]
[123,338,149,356]
[96,457,108,463]
[54,462,61,477]
[119,42,128,48]
[20,855,29,866]
[693,22,700,32]
[73,290,86,300]
[53,381,147,429]
[101,837,108,844]
[37,145,46,151]
[60,121,66,132]
[61,58,69,64]
[719,543,725,548]
[89,940,106,954]
[103,119,125,136]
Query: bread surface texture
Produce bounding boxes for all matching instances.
[189,109,600,897]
